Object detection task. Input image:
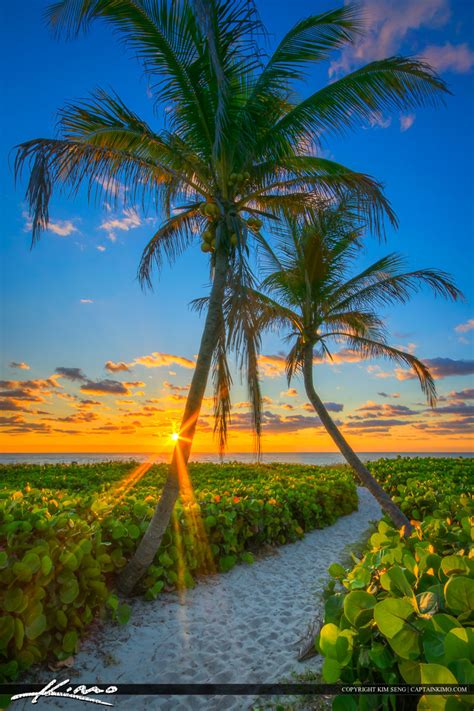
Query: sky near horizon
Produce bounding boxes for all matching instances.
[1,0,473,454]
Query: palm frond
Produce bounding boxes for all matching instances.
[334,334,437,406]
[138,206,201,286]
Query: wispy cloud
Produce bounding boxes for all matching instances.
[395,357,474,381]
[400,113,416,132]
[9,361,30,370]
[455,318,474,333]
[421,42,474,74]
[133,352,196,370]
[105,361,131,373]
[80,299,94,304]
[329,0,450,77]
[100,208,141,241]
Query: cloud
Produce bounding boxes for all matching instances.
[9,362,30,370]
[48,220,78,236]
[105,361,131,373]
[80,299,93,304]
[24,211,79,237]
[163,381,189,393]
[0,399,24,411]
[400,113,416,132]
[455,318,474,334]
[345,418,414,430]
[280,388,298,397]
[367,112,392,129]
[100,208,141,241]
[80,379,144,395]
[327,348,363,364]
[329,0,450,77]
[0,378,61,402]
[430,403,474,416]
[378,392,400,399]
[421,43,474,74]
[324,402,344,413]
[55,367,88,382]
[447,388,474,401]
[257,353,287,377]
[396,358,474,381]
[353,402,418,417]
[97,245,106,252]
[413,417,474,435]
[230,410,326,434]
[133,352,195,370]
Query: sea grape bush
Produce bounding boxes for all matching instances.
[0,462,356,681]
[367,457,473,522]
[319,458,474,710]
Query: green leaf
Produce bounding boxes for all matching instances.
[14,618,24,651]
[374,598,414,639]
[41,555,53,576]
[0,615,15,649]
[380,565,414,598]
[59,576,80,604]
[322,657,341,683]
[416,591,438,616]
[444,628,470,664]
[387,626,420,660]
[219,555,237,573]
[0,552,8,569]
[441,555,470,577]
[116,604,131,625]
[343,590,376,627]
[62,630,78,653]
[420,663,458,684]
[448,659,474,684]
[241,552,254,565]
[444,576,474,614]
[333,696,357,711]
[4,588,24,613]
[328,563,346,578]
[25,614,46,641]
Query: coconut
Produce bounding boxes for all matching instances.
[201,243,211,253]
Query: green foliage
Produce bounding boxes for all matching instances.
[0,461,356,682]
[318,458,474,710]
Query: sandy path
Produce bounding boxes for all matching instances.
[14,488,381,711]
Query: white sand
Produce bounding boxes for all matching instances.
[15,488,381,711]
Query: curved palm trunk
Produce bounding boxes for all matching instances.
[302,345,412,534]
[118,247,228,594]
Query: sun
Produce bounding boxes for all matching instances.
[171,432,180,442]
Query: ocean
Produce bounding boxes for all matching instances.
[0,452,472,465]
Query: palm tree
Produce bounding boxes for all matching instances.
[248,203,462,531]
[14,0,449,591]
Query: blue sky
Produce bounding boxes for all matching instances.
[1,0,473,453]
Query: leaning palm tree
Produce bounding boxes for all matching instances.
[14,0,449,591]
[249,204,462,531]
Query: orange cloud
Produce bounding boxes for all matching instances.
[133,352,195,369]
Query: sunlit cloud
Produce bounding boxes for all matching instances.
[9,361,30,370]
[421,42,474,74]
[329,0,450,77]
[105,360,131,373]
[395,357,474,381]
[100,208,141,241]
[455,318,474,333]
[133,352,196,370]
[400,113,416,132]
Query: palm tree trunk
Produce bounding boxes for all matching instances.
[117,247,228,594]
[302,345,412,534]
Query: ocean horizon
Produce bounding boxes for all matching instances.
[0,451,472,465]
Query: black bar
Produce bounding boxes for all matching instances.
[1,683,473,696]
